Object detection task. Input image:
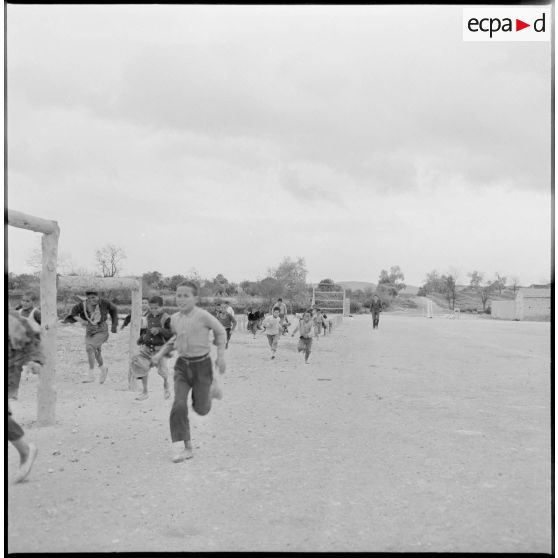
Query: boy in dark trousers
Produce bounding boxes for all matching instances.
[151,282,227,463]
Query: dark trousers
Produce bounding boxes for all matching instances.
[8,405,24,442]
[372,312,380,328]
[225,328,231,349]
[169,355,213,443]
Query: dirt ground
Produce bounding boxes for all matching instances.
[7,312,552,553]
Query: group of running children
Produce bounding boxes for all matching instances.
[7,285,339,473]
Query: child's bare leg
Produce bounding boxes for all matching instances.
[136,376,149,400]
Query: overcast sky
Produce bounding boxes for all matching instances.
[5,4,552,287]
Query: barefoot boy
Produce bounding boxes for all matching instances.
[152,282,227,462]
[134,296,173,401]
[291,310,314,363]
[261,307,282,359]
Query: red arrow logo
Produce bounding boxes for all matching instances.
[516,19,530,31]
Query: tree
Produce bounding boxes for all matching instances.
[468,270,483,289]
[509,276,520,293]
[440,273,458,310]
[26,244,75,276]
[419,269,445,295]
[269,257,308,306]
[493,272,506,295]
[142,271,163,289]
[211,273,230,296]
[256,277,284,306]
[95,244,126,277]
[479,281,494,311]
[378,265,406,297]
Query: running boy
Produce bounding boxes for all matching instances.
[312,308,324,341]
[291,310,314,363]
[216,302,237,349]
[151,281,227,463]
[8,311,43,483]
[246,307,258,339]
[121,297,149,331]
[134,296,173,401]
[261,307,282,359]
[63,290,119,383]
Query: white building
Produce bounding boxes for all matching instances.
[491,288,550,321]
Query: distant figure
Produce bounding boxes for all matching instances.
[63,290,118,383]
[370,294,382,329]
[121,297,149,330]
[270,297,288,326]
[246,307,259,339]
[8,311,43,483]
[216,302,237,349]
[291,310,314,364]
[261,307,282,359]
[312,308,324,341]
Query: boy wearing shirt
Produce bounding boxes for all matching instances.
[291,310,314,363]
[152,281,227,463]
[261,307,282,359]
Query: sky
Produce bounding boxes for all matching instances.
[5,4,552,287]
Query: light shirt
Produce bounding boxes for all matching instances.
[262,315,282,336]
[170,307,226,358]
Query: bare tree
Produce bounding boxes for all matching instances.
[479,281,494,311]
[26,243,75,276]
[95,244,126,277]
[509,276,520,293]
[493,272,506,295]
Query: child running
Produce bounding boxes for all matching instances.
[121,297,149,331]
[151,281,226,463]
[134,296,173,401]
[8,311,43,483]
[216,302,237,349]
[291,310,314,363]
[312,308,324,341]
[246,307,258,339]
[260,307,282,359]
[63,290,118,383]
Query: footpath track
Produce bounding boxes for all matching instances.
[7,314,551,552]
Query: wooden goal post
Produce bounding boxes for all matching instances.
[8,209,60,425]
[58,275,142,390]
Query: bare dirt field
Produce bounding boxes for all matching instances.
[7,313,552,553]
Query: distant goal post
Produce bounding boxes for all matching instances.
[311,287,348,317]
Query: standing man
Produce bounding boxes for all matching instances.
[63,290,119,383]
[370,294,382,330]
